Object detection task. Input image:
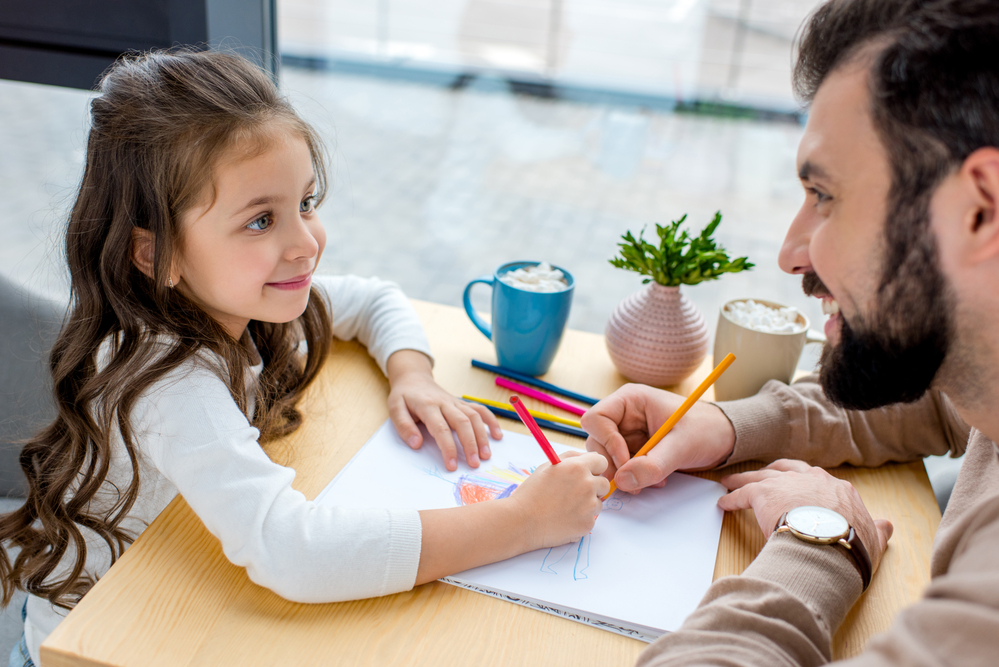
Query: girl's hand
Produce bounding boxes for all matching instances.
[510,451,610,550]
[386,350,502,471]
[415,451,608,584]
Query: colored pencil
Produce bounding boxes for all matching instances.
[510,396,561,465]
[494,377,586,416]
[462,400,588,439]
[603,353,737,499]
[471,359,600,405]
[462,395,582,428]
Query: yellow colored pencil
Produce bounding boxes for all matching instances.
[462,395,582,428]
[603,353,736,500]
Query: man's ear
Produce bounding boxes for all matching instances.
[963,147,999,263]
[131,227,156,279]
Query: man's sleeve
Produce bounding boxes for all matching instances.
[637,493,999,667]
[639,532,860,667]
[716,375,971,468]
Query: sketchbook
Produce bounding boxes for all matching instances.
[315,420,726,642]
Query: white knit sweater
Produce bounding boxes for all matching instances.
[24,275,432,664]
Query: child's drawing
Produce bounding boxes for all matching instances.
[323,423,728,637]
[455,464,532,505]
[426,463,631,581]
[424,463,533,504]
[540,533,592,580]
[538,494,630,580]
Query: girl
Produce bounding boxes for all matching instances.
[0,50,609,666]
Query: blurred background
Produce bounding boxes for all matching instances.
[1,0,825,358]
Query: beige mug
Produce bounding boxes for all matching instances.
[712,298,826,401]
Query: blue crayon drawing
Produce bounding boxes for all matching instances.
[537,495,629,580]
[541,533,592,580]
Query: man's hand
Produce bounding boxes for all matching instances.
[581,383,736,493]
[720,459,893,573]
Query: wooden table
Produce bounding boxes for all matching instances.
[42,301,941,666]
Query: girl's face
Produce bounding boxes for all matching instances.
[175,128,326,338]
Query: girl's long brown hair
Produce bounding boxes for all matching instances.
[0,49,333,609]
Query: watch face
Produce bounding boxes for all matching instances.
[785,506,850,540]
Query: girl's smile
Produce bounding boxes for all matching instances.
[266,273,313,291]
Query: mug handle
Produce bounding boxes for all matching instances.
[806,329,826,345]
[462,275,495,340]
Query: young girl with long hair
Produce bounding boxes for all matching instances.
[0,50,609,666]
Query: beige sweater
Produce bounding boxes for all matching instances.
[639,376,999,667]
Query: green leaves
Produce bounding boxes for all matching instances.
[609,212,754,287]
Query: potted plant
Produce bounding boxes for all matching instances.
[605,212,753,386]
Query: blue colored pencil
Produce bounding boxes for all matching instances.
[465,400,589,439]
[470,360,600,405]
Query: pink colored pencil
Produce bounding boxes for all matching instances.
[510,396,561,465]
[495,377,586,416]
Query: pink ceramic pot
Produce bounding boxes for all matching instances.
[605,284,709,386]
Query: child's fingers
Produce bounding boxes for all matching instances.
[388,395,422,449]
[576,451,610,476]
[582,439,617,481]
[422,408,459,471]
[459,403,492,460]
[441,403,480,468]
[593,474,611,499]
[468,402,502,442]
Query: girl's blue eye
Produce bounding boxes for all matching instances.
[300,195,317,214]
[247,214,273,231]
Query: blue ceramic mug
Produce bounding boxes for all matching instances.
[462,262,574,376]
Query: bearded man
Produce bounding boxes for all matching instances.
[583,1,999,664]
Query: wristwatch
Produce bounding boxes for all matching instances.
[774,505,872,591]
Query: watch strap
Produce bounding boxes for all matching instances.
[773,511,872,592]
[837,527,872,592]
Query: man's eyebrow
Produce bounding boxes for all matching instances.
[798,160,830,182]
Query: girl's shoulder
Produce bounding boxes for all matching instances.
[310,273,397,301]
[96,331,239,395]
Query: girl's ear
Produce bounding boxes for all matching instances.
[131,228,156,279]
[131,228,179,288]
[132,228,181,288]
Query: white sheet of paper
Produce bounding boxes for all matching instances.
[315,420,726,641]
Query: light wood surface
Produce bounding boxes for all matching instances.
[41,300,941,666]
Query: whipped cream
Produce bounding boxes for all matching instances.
[724,299,805,334]
[500,262,569,293]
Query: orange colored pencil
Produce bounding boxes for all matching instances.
[603,353,736,499]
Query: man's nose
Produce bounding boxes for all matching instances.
[779,206,814,275]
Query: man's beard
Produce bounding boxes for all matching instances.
[804,206,952,410]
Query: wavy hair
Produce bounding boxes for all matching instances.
[0,49,333,608]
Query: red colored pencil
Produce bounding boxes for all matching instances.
[510,396,561,465]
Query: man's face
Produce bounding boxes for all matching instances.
[779,61,951,409]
